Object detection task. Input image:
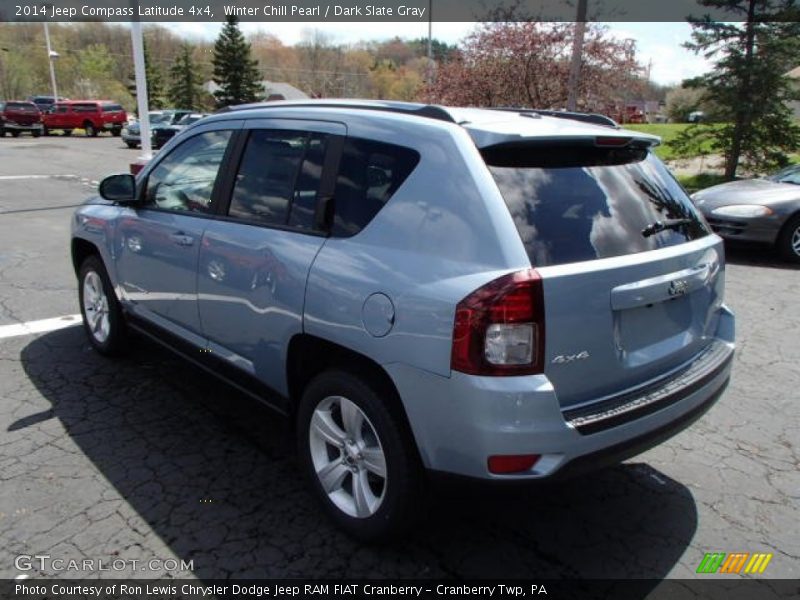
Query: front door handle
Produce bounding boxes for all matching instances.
[170,232,194,247]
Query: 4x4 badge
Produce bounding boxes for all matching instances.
[552,351,590,365]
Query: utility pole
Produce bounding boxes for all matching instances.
[426,0,434,88]
[131,19,152,160]
[566,0,588,112]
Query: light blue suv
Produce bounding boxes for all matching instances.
[71,100,735,540]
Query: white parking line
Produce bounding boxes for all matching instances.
[0,175,75,181]
[0,314,82,339]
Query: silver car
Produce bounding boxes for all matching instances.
[71,100,735,540]
[692,164,800,262]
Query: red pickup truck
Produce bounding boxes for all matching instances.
[0,101,43,137]
[42,100,127,137]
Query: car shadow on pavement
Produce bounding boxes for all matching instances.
[723,242,798,270]
[17,326,698,586]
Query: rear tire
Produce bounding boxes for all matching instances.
[42,126,49,136]
[31,130,41,138]
[11,131,20,138]
[777,214,800,263]
[78,255,127,356]
[297,370,424,542]
[125,141,138,149]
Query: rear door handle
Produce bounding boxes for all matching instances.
[170,232,194,247]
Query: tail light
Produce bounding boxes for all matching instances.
[451,269,545,376]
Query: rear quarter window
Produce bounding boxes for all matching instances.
[72,103,99,113]
[331,138,419,237]
[483,145,710,267]
[102,104,123,113]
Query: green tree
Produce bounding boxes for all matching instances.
[212,15,263,108]
[144,40,166,109]
[169,43,202,110]
[682,0,800,178]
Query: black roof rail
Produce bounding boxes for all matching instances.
[493,107,619,128]
[214,100,457,123]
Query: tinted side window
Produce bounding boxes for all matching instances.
[288,134,327,231]
[73,103,97,113]
[228,130,309,227]
[331,138,419,237]
[144,130,232,214]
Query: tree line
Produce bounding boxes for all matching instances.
[2,0,798,178]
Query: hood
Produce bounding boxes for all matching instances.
[692,178,800,209]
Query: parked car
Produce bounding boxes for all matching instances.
[688,111,705,123]
[71,100,735,541]
[42,100,127,137]
[692,164,800,262]
[29,95,67,111]
[122,109,192,148]
[150,112,208,149]
[0,101,43,137]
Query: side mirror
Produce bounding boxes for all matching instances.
[98,174,136,203]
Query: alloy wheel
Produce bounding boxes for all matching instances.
[82,271,110,343]
[308,395,387,518]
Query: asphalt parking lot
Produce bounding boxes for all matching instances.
[0,134,798,585]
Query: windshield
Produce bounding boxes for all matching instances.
[483,147,710,267]
[178,115,203,125]
[149,112,172,124]
[767,165,800,185]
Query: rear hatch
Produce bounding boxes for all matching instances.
[481,136,723,409]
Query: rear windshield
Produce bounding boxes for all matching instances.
[483,145,710,267]
[6,102,37,111]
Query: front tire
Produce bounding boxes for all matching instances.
[111,127,122,137]
[84,122,97,137]
[63,129,72,137]
[78,255,127,356]
[778,215,800,263]
[297,370,423,541]
[125,141,138,149]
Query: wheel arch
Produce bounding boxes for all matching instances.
[286,334,422,460]
[71,237,101,276]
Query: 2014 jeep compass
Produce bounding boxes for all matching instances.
[70,100,735,540]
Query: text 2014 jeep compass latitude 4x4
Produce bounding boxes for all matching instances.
[71,101,734,540]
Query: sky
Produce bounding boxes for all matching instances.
[167,21,712,87]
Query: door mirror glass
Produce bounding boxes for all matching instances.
[99,174,136,203]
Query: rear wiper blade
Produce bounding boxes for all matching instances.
[641,218,694,238]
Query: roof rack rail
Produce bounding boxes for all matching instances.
[215,100,457,123]
[493,107,619,128]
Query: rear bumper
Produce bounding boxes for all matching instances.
[3,122,43,133]
[388,305,735,480]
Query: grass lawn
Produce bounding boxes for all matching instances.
[624,123,717,161]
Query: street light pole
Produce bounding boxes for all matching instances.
[43,21,58,99]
